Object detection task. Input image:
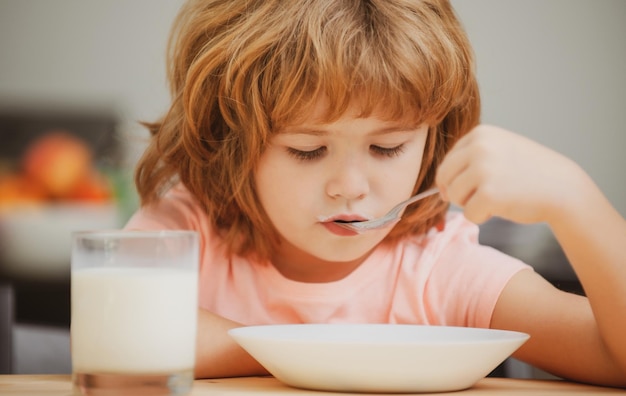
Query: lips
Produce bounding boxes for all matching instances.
[325,214,368,223]
[322,221,360,236]
[319,215,367,237]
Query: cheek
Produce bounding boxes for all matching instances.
[254,156,310,221]
[254,165,281,217]
[385,148,426,193]
[404,136,429,183]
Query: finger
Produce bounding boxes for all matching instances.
[448,128,475,150]
[436,144,473,196]
[462,187,494,224]
[444,165,477,208]
[448,124,493,152]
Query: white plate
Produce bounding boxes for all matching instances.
[229,324,529,393]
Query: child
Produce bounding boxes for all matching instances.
[126,0,626,386]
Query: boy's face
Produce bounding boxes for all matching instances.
[254,100,428,278]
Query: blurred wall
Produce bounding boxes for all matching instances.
[1,0,624,216]
[0,0,184,172]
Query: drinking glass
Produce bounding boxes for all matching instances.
[71,230,199,396]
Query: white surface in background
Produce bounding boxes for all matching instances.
[0,203,121,280]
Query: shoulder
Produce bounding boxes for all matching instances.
[389,211,532,327]
[124,183,209,231]
[412,211,529,271]
[378,211,502,282]
[392,211,482,264]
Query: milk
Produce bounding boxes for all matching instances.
[71,267,198,373]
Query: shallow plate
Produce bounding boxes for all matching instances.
[229,324,529,393]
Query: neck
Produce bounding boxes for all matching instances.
[269,241,373,283]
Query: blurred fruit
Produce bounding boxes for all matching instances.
[0,173,47,207]
[68,170,113,202]
[21,130,93,198]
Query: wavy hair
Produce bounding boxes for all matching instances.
[135,0,480,259]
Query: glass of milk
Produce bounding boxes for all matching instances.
[70,230,199,396]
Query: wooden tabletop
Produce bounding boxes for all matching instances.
[0,375,624,395]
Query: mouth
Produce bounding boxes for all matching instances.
[319,214,369,225]
[320,217,363,237]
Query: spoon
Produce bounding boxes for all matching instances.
[334,187,440,233]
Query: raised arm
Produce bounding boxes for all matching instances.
[436,125,626,386]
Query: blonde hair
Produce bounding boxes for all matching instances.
[136,0,480,259]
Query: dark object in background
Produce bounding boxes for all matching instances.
[0,107,120,168]
[0,282,13,374]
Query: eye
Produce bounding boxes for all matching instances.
[370,144,405,158]
[286,146,327,161]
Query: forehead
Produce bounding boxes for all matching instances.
[279,95,423,131]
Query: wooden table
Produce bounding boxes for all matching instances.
[1,375,624,395]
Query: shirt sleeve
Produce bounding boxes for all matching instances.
[422,213,533,328]
[123,185,208,232]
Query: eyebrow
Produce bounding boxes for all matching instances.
[282,124,421,136]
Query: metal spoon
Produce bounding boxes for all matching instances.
[334,187,440,233]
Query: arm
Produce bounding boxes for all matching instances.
[436,125,626,386]
[194,308,269,378]
[492,270,626,386]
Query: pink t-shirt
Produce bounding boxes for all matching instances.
[125,185,531,329]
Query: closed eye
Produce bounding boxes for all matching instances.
[286,146,327,161]
[370,144,405,158]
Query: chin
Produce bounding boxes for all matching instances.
[305,234,387,263]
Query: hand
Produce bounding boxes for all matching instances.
[436,125,589,225]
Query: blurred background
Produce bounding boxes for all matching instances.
[0,0,624,378]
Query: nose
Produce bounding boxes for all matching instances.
[325,157,370,201]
